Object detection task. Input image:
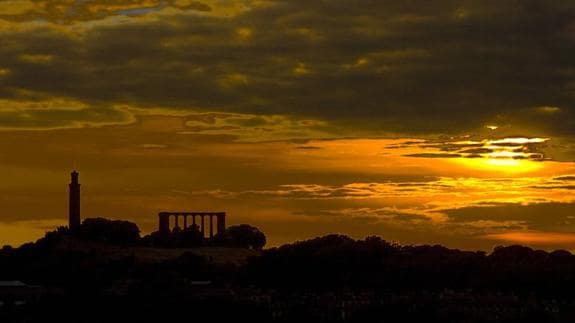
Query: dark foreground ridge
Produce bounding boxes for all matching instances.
[2,221,575,322]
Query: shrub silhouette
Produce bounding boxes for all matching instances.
[216,224,266,249]
[244,234,575,294]
[75,218,140,245]
[141,225,205,248]
[142,224,267,249]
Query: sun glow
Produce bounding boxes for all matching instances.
[446,137,549,174]
[490,137,549,145]
[485,232,575,245]
[453,157,544,174]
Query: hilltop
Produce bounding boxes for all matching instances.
[3,221,575,322]
[43,235,260,265]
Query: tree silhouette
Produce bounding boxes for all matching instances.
[216,224,266,249]
[75,218,140,245]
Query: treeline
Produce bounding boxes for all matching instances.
[3,225,575,295]
[15,217,266,250]
[141,223,266,249]
[0,217,264,287]
[4,230,575,322]
[244,235,575,295]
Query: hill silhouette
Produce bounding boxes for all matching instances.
[2,221,575,322]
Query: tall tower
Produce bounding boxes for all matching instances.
[69,170,81,230]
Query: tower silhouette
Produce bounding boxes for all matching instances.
[69,170,81,230]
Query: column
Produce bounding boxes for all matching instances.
[183,215,187,229]
[174,215,179,229]
[217,213,226,234]
[159,213,170,234]
[68,171,81,230]
[201,215,205,237]
[209,215,214,238]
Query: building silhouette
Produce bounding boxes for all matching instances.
[69,170,81,230]
[158,212,226,238]
[65,170,227,237]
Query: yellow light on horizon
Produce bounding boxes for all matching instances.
[452,157,544,174]
[444,136,550,174]
[485,231,575,245]
[488,151,524,159]
[490,137,549,145]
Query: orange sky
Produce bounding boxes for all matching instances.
[1,1,575,250]
[1,115,574,250]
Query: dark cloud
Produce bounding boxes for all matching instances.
[555,176,575,181]
[445,202,575,232]
[532,185,575,190]
[0,106,133,129]
[290,207,431,224]
[0,1,218,22]
[0,0,575,137]
[399,136,551,160]
[460,148,493,154]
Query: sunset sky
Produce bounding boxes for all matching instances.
[1,0,575,250]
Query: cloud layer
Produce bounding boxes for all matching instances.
[0,0,575,137]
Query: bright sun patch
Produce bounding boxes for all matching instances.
[453,137,548,173]
[453,157,544,174]
[400,136,551,174]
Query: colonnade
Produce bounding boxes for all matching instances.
[158,212,226,238]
